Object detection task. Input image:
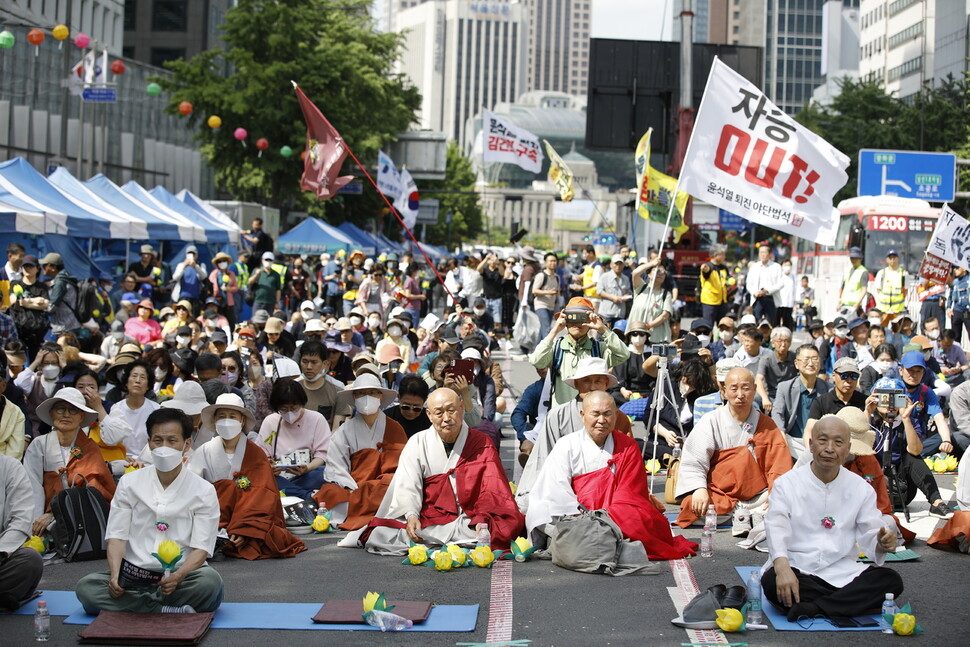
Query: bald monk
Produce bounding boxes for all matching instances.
[527,391,697,560]
[355,388,524,554]
[675,367,793,530]
[516,357,633,511]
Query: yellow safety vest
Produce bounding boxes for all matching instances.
[877,267,907,313]
[583,264,599,299]
[699,265,728,306]
[271,263,288,288]
[840,265,868,305]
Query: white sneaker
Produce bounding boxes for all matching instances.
[161,604,196,613]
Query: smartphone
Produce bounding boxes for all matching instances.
[444,358,477,383]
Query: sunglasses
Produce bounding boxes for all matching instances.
[399,404,424,413]
[836,372,860,381]
[629,332,647,338]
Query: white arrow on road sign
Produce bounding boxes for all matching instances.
[882,165,911,194]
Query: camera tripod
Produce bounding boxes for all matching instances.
[881,420,911,523]
[643,351,686,494]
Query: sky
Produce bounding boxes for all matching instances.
[591,0,672,41]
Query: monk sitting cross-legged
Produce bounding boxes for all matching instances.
[314,373,407,530]
[675,367,793,535]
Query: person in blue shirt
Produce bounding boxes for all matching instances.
[511,368,546,467]
[897,351,957,458]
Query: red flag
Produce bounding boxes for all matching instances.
[293,84,354,199]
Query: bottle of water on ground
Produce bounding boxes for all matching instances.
[701,504,716,558]
[746,570,763,625]
[881,593,898,634]
[365,609,414,632]
[34,600,50,642]
[476,523,491,547]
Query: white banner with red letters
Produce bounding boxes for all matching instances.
[482,109,543,173]
[926,204,970,270]
[680,57,849,246]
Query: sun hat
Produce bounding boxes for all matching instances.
[376,343,403,364]
[264,317,285,334]
[562,357,618,389]
[200,392,256,432]
[336,373,398,409]
[833,408,875,457]
[160,380,208,416]
[305,318,326,333]
[37,387,99,428]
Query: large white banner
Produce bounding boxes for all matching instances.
[927,204,970,269]
[680,58,850,246]
[376,150,402,200]
[482,109,543,173]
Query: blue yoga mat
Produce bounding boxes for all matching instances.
[64,602,479,632]
[7,590,80,616]
[735,567,882,631]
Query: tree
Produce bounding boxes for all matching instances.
[422,142,483,248]
[158,0,420,220]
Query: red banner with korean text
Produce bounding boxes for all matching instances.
[482,109,543,173]
[917,253,950,287]
[679,58,850,246]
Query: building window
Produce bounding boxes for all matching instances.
[150,47,186,67]
[152,0,188,32]
[124,0,137,30]
[888,21,922,49]
[122,46,135,58]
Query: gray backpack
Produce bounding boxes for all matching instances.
[550,507,660,576]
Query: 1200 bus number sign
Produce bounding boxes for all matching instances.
[869,215,908,231]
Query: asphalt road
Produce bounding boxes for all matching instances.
[3,349,967,646]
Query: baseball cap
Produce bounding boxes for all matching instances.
[209,330,229,344]
[900,350,927,369]
[833,316,848,329]
[717,317,735,330]
[886,249,899,257]
[439,325,460,345]
[908,334,932,350]
[690,319,713,333]
[808,319,824,331]
[833,357,859,374]
[849,247,863,258]
[39,252,62,266]
[301,300,316,313]
[611,254,625,264]
[262,251,275,261]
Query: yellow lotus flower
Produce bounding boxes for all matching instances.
[893,613,916,636]
[508,481,518,495]
[924,457,935,470]
[156,540,181,565]
[933,458,948,473]
[514,537,531,553]
[124,465,140,474]
[446,544,466,565]
[312,515,330,532]
[24,535,45,552]
[715,607,744,632]
[945,455,959,471]
[470,546,495,568]
[159,385,175,398]
[433,550,454,571]
[629,393,642,400]
[407,544,428,565]
[644,458,662,474]
[362,591,381,614]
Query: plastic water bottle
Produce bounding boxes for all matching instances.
[34,600,50,642]
[365,610,414,632]
[672,445,682,460]
[705,504,717,530]
[746,570,763,625]
[476,523,491,547]
[700,504,716,558]
[881,593,898,634]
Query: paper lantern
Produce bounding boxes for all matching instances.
[234,128,248,147]
[207,115,222,129]
[52,25,69,41]
[73,33,90,48]
[27,29,45,46]
[146,82,162,97]
[0,31,14,49]
[110,59,125,75]
[256,137,269,157]
[279,145,293,158]
[178,101,193,115]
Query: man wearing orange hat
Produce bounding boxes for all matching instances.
[528,296,630,409]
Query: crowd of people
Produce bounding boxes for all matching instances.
[0,231,966,626]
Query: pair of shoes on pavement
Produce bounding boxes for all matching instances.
[707,584,747,610]
[929,501,955,519]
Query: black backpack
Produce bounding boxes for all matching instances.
[74,278,101,323]
[49,475,110,562]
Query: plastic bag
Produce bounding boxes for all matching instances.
[513,309,540,351]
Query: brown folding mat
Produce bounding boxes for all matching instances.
[78,611,214,645]
[312,600,433,624]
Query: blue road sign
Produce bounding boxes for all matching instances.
[336,180,363,195]
[858,149,955,202]
[81,87,117,103]
[718,209,747,231]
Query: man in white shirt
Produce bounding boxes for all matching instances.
[76,408,223,614]
[745,245,784,326]
[761,415,902,621]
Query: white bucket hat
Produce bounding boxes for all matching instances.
[201,393,257,432]
[562,357,618,390]
[37,387,99,428]
[160,381,209,416]
[336,372,398,409]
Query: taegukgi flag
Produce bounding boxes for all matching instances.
[377,150,402,200]
[394,167,419,231]
[483,109,543,173]
[679,57,849,246]
[293,83,354,199]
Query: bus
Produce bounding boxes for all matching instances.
[791,196,940,322]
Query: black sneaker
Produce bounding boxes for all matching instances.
[929,502,955,519]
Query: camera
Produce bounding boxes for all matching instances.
[651,344,678,358]
[874,388,907,419]
[564,310,590,325]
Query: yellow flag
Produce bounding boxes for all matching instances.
[634,129,690,242]
[543,140,574,202]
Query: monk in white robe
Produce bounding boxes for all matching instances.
[527,392,696,560]
[516,357,631,512]
[0,455,43,610]
[675,368,792,529]
[357,388,523,554]
[762,415,903,621]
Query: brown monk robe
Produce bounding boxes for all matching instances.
[314,415,408,530]
[40,432,116,510]
[846,455,915,544]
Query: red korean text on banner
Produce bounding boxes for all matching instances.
[918,253,951,284]
[293,84,354,199]
[482,109,544,174]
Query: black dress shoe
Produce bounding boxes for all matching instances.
[706,584,727,605]
[720,585,748,610]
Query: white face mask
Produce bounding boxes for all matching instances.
[868,317,882,327]
[151,445,185,472]
[220,371,238,385]
[177,335,191,346]
[368,318,381,329]
[388,325,402,337]
[836,327,849,338]
[927,329,940,340]
[679,382,692,397]
[262,260,272,268]
[282,409,302,424]
[350,316,363,327]
[473,308,486,316]
[695,334,711,348]
[783,266,792,275]
[217,262,228,270]
[872,360,893,375]
[215,418,243,440]
[720,330,735,343]
[249,364,263,379]
[41,364,60,381]
[355,395,380,415]
[154,367,167,382]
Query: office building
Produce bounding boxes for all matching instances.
[812,0,861,106]
[4,0,125,52]
[122,0,230,68]
[526,0,591,96]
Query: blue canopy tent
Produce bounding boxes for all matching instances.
[149,186,232,244]
[177,190,242,242]
[374,233,405,255]
[278,218,357,255]
[0,198,67,236]
[85,174,204,241]
[337,222,378,256]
